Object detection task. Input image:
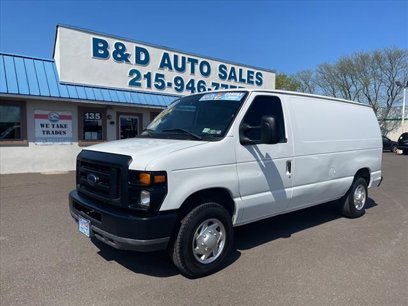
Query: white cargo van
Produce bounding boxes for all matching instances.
[69,90,382,277]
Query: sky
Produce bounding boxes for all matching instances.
[0,0,407,74]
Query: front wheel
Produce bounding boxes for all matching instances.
[391,144,397,153]
[340,177,368,218]
[170,202,233,278]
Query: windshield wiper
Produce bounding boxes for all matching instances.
[162,128,203,140]
[140,128,155,137]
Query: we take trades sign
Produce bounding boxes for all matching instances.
[53,25,275,96]
[34,110,73,144]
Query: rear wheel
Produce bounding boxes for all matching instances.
[341,177,368,218]
[170,202,233,278]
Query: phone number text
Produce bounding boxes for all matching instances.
[128,69,243,94]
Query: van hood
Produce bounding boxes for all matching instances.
[84,138,207,170]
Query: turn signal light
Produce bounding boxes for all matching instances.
[154,175,166,184]
[139,172,151,186]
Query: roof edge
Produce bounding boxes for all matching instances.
[0,52,54,62]
[0,93,168,109]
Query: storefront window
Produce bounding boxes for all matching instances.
[0,101,26,143]
[78,108,106,144]
[83,111,103,140]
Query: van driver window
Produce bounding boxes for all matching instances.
[242,96,286,143]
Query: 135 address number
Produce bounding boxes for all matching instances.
[84,112,102,120]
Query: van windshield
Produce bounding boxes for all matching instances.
[140,91,248,141]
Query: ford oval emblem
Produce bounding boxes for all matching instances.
[87,173,99,185]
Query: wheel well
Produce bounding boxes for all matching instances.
[355,168,370,185]
[178,188,235,219]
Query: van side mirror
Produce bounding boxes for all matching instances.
[260,116,279,144]
[239,116,280,145]
[239,123,255,145]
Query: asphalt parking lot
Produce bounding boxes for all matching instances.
[1,153,407,305]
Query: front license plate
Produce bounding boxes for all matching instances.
[78,216,91,237]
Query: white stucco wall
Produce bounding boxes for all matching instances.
[0,142,82,174]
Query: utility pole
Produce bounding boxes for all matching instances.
[395,81,408,134]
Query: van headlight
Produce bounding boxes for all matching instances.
[128,171,167,211]
[140,190,151,207]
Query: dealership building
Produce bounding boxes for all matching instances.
[0,25,276,174]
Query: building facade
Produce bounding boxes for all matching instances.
[0,53,176,174]
[0,26,276,174]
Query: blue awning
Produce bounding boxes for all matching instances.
[0,53,177,108]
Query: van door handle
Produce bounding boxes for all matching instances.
[286,160,292,175]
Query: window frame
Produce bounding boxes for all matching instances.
[116,111,143,140]
[239,95,287,145]
[0,100,28,146]
[78,107,107,146]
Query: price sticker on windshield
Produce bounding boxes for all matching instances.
[199,92,245,101]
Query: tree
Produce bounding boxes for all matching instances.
[292,47,408,134]
[294,70,316,94]
[275,73,300,92]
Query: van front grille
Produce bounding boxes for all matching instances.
[78,160,120,204]
[75,150,132,207]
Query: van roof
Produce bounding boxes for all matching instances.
[198,89,372,108]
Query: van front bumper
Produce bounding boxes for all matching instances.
[69,190,178,252]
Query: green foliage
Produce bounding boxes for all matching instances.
[275,73,300,92]
[289,47,408,134]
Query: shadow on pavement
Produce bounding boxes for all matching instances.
[93,198,377,278]
[93,239,178,277]
[235,198,377,250]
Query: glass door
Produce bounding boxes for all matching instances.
[118,115,139,139]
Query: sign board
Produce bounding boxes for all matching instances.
[53,26,275,96]
[34,110,73,143]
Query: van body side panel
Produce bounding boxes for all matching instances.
[234,93,295,224]
[148,137,242,219]
[288,96,382,210]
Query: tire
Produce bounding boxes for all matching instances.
[170,202,233,278]
[403,149,408,155]
[340,177,368,218]
[391,145,397,153]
